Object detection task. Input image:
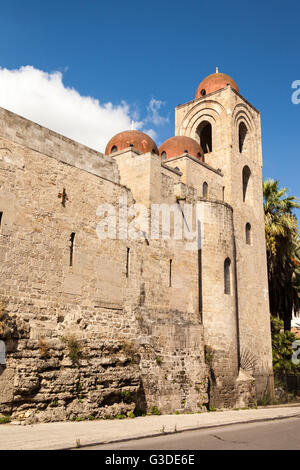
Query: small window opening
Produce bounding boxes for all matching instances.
[161,151,167,160]
[169,259,172,287]
[70,232,75,267]
[224,258,231,295]
[203,182,208,198]
[174,166,180,171]
[111,145,118,153]
[126,248,130,278]
[222,186,225,201]
[246,223,251,245]
[184,149,188,154]
[0,340,5,365]
[197,153,201,160]
[0,212,3,229]
[201,89,206,96]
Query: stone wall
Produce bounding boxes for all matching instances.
[0,111,210,422]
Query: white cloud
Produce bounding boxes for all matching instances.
[143,128,158,141]
[0,65,143,152]
[146,98,169,126]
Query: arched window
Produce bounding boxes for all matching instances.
[197,153,202,160]
[242,165,251,203]
[197,121,212,154]
[0,340,6,365]
[239,122,248,153]
[246,223,251,245]
[203,182,208,198]
[111,145,118,153]
[161,151,167,160]
[224,258,231,295]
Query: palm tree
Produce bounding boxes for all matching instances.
[263,179,300,331]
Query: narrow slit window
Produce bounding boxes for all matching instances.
[169,259,172,287]
[0,340,5,365]
[224,258,231,295]
[0,212,2,229]
[126,248,130,278]
[70,232,75,267]
[246,223,251,245]
[203,182,208,198]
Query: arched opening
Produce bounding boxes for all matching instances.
[161,151,167,160]
[203,182,208,198]
[197,121,212,154]
[224,258,231,295]
[246,223,251,245]
[0,340,6,365]
[111,145,118,153]
[242,165,251,203]
[197,152,202,160]
[239,122,248,153]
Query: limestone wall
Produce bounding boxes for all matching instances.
[0,113,209,422]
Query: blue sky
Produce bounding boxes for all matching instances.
[0,0,299,218]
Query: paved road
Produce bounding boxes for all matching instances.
[85,416,300,450]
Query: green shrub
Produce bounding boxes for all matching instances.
[271,316,300,373]
[150,406,161,415]
[0,415,10,424]
[120,390,131,400]
[208,405,217,412]
[61,334,82,365]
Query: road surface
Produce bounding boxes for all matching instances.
[84,416,300,450]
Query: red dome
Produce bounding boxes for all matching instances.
[105,130,158,155]
[159,136,204,161]
[195,73,239,99]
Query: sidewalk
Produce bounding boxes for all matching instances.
[1,406,300,450]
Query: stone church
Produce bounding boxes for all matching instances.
[0,71,274,423]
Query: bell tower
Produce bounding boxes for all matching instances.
[175,71,274,399]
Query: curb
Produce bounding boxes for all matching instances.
[66,411,300,450]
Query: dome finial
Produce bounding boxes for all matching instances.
[216,67,219,73]
[131,120,135,130]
